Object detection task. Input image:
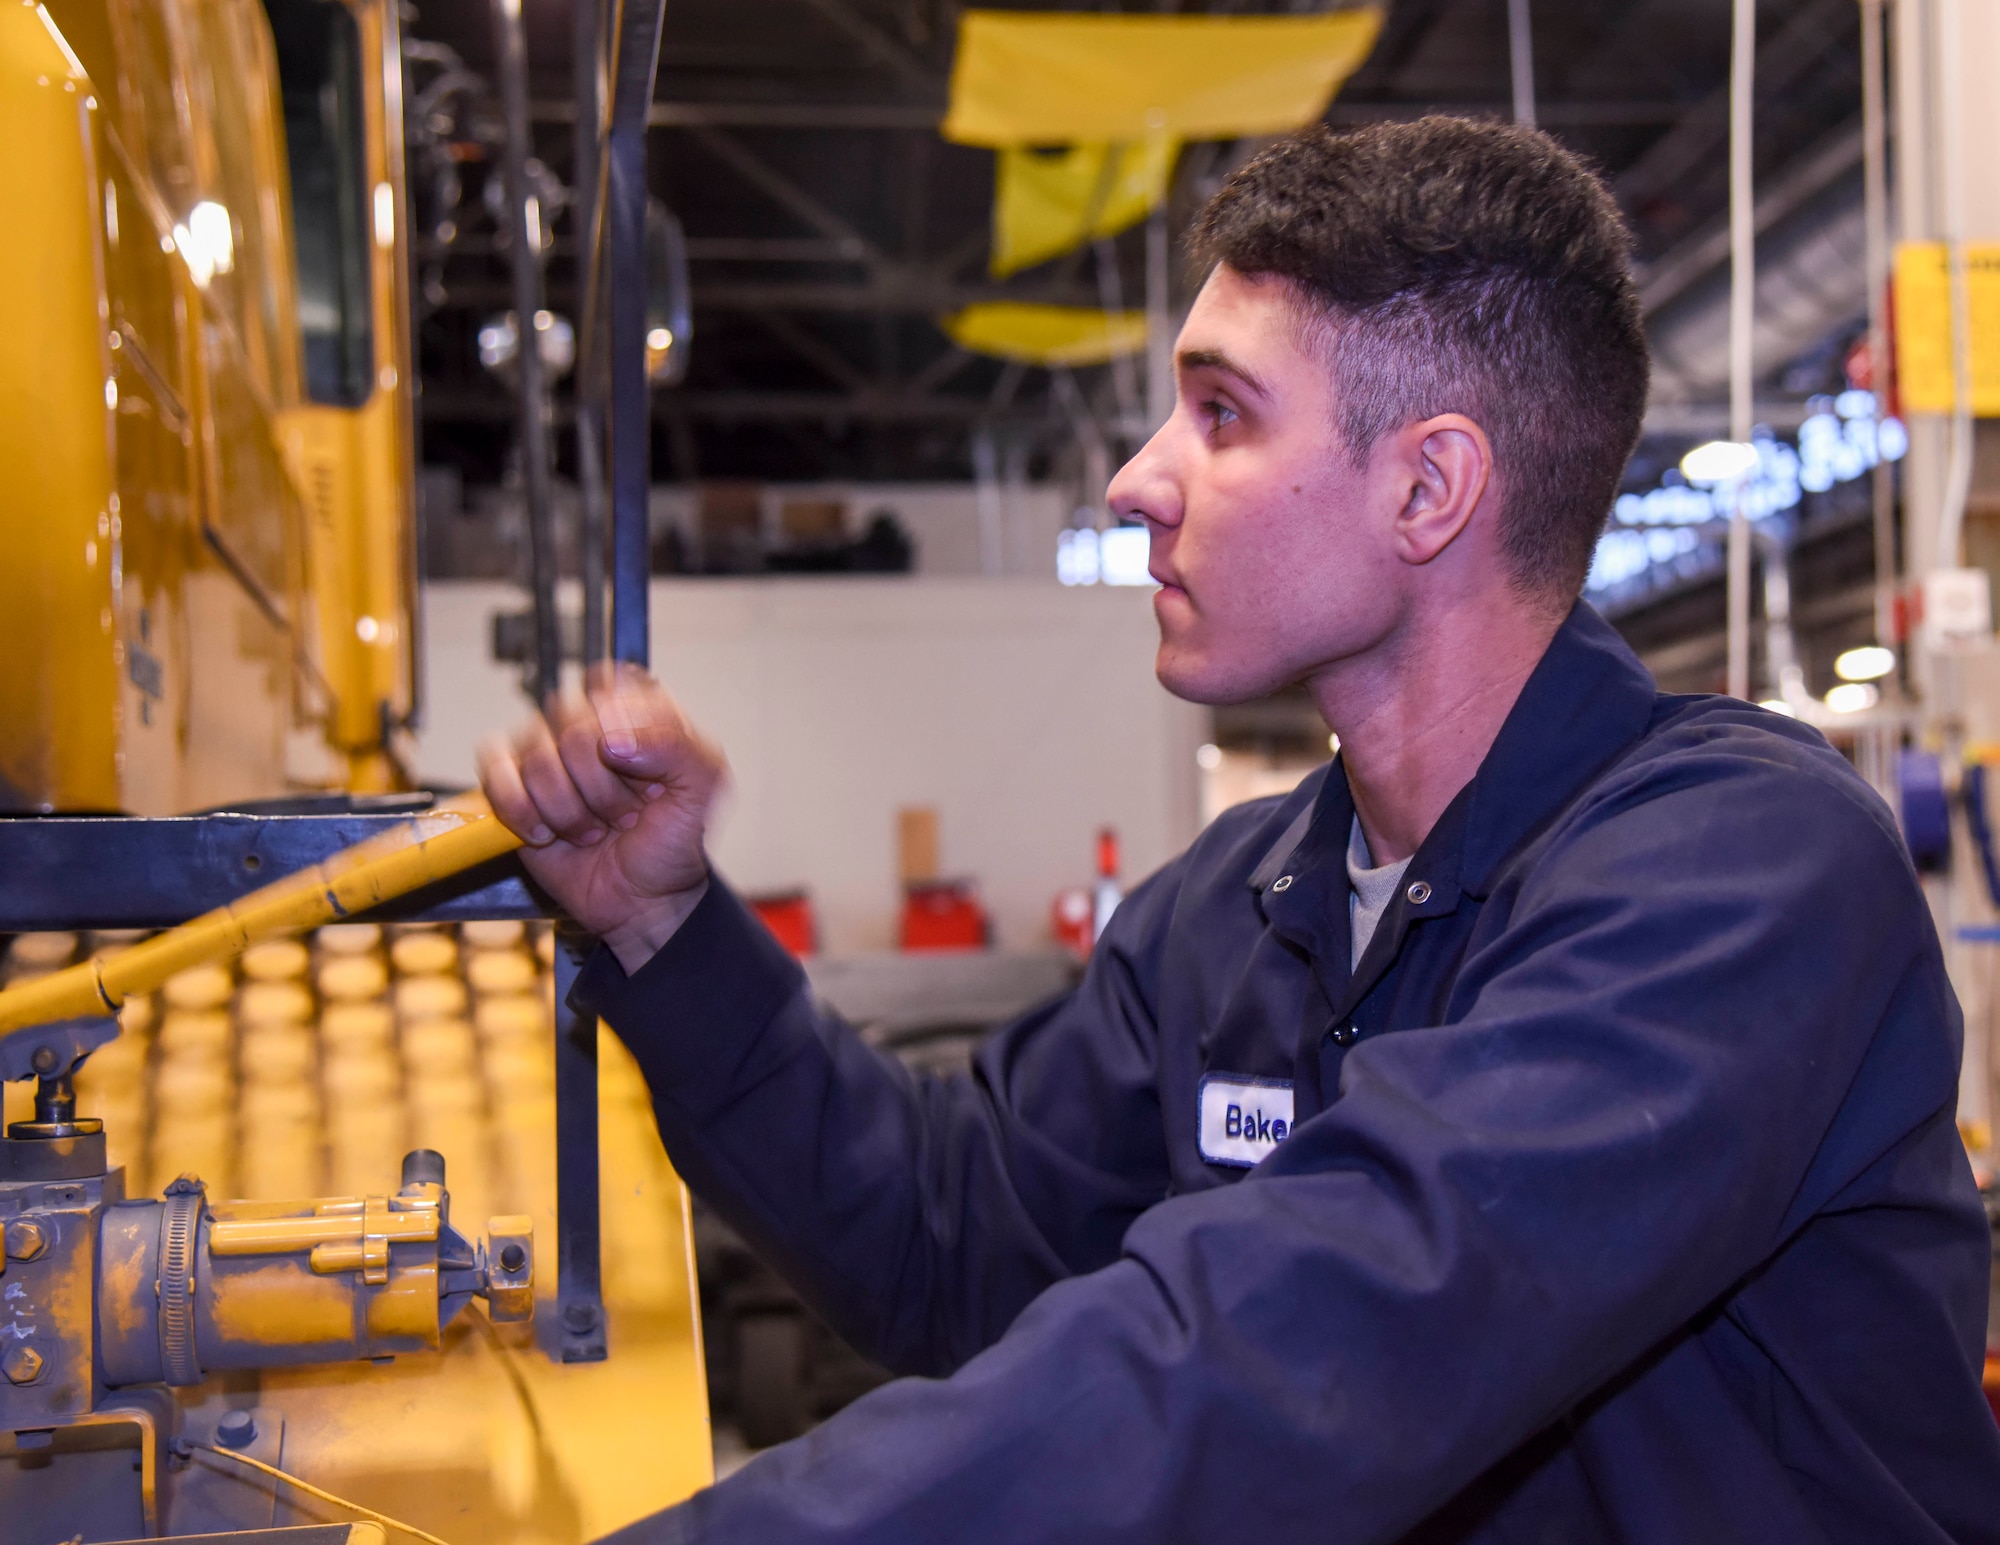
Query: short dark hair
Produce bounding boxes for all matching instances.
[1190,117,1649,603]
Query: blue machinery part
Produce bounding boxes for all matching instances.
[1900,748,1954,873]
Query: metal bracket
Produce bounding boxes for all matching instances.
[0,1016,118,1085]
[552,926,606,1362]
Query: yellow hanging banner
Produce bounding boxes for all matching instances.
[943,9,1384,148]
[942,304,1150,367]
[1893,242,2000,415]
[991,137,1180,278]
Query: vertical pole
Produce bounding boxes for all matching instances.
[608,101,653,667]
[1860,0,1898,653]
[493,0,560,705]
[574,0,608,670]
[1145,208,1171,433]
[1095,239,1142,434]
[1725,0,1756,700]
[972,427,1002,576]
[1507,0,1536,130]
[577,406,609,666]
[1936,0,1974,573]
[552,927,605,1362]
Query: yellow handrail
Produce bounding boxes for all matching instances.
[0,794,525,1036]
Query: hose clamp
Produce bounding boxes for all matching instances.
[158,1174,206,1387]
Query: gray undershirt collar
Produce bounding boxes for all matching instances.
[1347,816,1412,969]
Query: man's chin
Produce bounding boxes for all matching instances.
[1153,647,1286,708]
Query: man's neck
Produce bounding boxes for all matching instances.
[1309,601,1564,865]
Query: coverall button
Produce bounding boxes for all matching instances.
[1271,875,1293,892]
[1406,880,1432,905]
[1330,1025,1358,1048]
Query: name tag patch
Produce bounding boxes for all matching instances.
[1198,1074,1294,1169]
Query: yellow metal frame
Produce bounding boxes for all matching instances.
[0,0,422,815]
[277,0,419,792]
[0,794,522,1034]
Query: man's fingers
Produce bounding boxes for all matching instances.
[514,715,608,846]
[477,739,553,846]
[548,691,647,830]
[589,673,717,792]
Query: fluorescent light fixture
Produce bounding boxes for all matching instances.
[1824,682,1880,715]
[1833,645,1895,682]
[1679,439,1758,486]
[1757,698,1796,717]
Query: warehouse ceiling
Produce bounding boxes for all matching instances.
[403,0,1869,489]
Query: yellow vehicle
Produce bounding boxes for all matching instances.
[0,1,715,1537]
[0,0,415,815]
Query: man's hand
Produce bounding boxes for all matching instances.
[478,665,728,973]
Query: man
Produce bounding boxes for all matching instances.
[482,119,2000,1542]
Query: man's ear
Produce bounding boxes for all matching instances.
[1390,414,1495,567]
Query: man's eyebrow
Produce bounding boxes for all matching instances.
[1177,348,1273,400]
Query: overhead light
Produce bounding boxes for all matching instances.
[1824,682,1880,715]
[1680,439,1759,487]
[1757,698,1796,717]
[647,327,675,353]
[476,310,576,379]
[1834,645,1895,682]
[1195,743,1222,770]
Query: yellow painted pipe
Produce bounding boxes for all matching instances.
[0,795,524,1036]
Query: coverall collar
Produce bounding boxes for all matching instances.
[1249,599,1659,924]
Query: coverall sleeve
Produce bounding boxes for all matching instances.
[574,855,1182,1376]
[595,748,1966,1545]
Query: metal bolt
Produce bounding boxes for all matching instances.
[499,1244,527,1274]
[3,1344,45,1384]
[216,1409,257,1449]
[5,1218,50,1262]
[561,1300,599,1333]
[29,1046,56,1074]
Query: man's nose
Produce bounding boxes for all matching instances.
[1106,421,1183,529]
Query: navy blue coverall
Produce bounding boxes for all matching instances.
[581,602,2000,1543]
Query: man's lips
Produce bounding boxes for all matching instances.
[1149,566,1185,593]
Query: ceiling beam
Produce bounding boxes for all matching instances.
[1616,0,1856,211]
[658,389,1012,423]
[418,387,1034,424]
[748,309,878,395]
[785,0,939,93]
[684,125,891,270]
[1637,120,1864,316]
[527,97,1696,132]
[434,277,1099,313]
[532,98,944,129]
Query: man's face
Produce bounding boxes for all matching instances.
[1106,265,1411,706]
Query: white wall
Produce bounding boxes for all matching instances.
[414,579,1208,952]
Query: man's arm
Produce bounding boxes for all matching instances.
[599,748,1972,1545]
[572,859,1180,1376]
[477,664,1185,1370]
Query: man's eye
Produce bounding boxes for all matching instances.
[1202,400,1238,431]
